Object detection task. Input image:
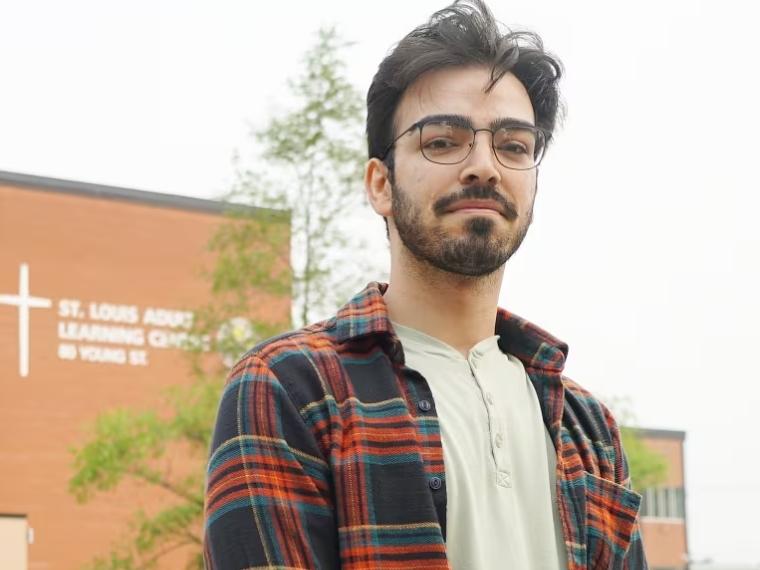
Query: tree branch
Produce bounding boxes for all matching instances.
[136,539,192,570]
[128,467,203,507]
[184,529,202,546]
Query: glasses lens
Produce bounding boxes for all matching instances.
[493,127,545,170]
[420,121,473,164]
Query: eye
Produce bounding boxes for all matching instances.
[420,121,471,155]
[494,128,537,156]
[424,137,460,151]
[497,141,528,154]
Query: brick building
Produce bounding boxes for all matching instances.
[0,171,289,569]
[638,428,689,569]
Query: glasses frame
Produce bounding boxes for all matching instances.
[379,117,551,171]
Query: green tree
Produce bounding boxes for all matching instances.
[231,26,371,327]
[607,397,668,492]
[69,26,368,570]
[621,427,668,493]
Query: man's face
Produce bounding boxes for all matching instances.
[387,66,539,277]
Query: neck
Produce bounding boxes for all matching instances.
[384,249,505,357]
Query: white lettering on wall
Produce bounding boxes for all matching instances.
[142,308,194,329]
[58,299,84,319]
[147,329,191,349]
[58,322,145,346]
[57,343,77,360]
[51,299,201,368]
[88,303,140,324]
[77,345,127,364]
[2,264,229,378]
[128,350,149,366]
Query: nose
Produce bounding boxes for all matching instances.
[458,131,502,186]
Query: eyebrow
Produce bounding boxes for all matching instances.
[415,113,537,131]
[489,116,537,131]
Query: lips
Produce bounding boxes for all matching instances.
[445,200,506,216]
[433,186,519,221]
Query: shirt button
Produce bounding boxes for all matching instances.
[428,476,443,490]
[495,433,503,448]
[418,399,432,412]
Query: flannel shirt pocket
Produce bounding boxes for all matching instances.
[584,472,643,569]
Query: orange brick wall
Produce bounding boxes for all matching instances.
[0,182,290,569]
[643,520,688,570]
[644,436,685,487]
[639,431,688,570]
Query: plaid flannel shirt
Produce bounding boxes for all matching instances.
[204,282,646,569]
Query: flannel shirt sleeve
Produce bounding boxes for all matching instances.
[604,403,649,570]
[203,354,338,569]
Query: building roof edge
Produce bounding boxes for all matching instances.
[0,170,277,218]
[629,427,687,440]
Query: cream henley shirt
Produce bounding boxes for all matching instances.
[393,322,568,570]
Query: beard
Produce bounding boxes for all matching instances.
[391,181,534,277]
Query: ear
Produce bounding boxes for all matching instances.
[364,158,393,217]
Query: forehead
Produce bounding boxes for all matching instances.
[395,66,535,130]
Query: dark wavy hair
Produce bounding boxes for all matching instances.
[366,0,564,166]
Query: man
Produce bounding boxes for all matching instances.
[204,1,646,569]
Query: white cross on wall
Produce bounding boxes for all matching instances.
[0,263,52,378]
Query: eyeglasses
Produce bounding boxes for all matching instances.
[380,116,550,171]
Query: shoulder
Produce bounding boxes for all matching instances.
[223,317,341,399]
[234,317,338,369]
[210,319,343,457]
[561,376,619,437]
[560,376,629,485]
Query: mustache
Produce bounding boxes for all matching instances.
[433,185,518,220]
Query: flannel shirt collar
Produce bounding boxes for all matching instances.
[335,282,567,374]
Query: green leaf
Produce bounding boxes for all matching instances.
[621,427,669,492]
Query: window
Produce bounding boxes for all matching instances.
[640,486,685,519]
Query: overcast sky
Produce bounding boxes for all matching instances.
[2,0,758,564]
